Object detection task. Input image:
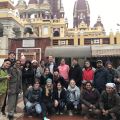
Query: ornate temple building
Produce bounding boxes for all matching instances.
[0,0,120,67]
[73,0,90,27]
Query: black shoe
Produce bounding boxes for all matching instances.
[1,110,6,115]
[8,115,14,120]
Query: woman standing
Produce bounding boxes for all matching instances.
[22,60,34,108]
[53,69,65,89]
[40,67,53,87]
[82,60,95,84]
[58,58,69,88]
[36,60,45,79]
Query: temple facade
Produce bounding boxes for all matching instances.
[0,0,120,67]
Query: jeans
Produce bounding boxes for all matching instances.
[26,101,42,114]
[67,101,80,110]
[55,101,65,113]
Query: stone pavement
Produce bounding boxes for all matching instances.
[1,97,92,120]
[1,98,24,120]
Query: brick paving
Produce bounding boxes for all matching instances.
[17,115,87,120]
[1,97,92,120]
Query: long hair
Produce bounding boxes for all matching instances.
[45,83,53,96]
[23,60,32,70]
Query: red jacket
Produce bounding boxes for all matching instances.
[82,67,96,81]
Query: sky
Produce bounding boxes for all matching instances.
[14,0,120,34]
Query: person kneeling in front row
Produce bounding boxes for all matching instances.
[53,82,66,115]
[81,82,101,120]
[66,79,80,116]
[25,80,50,120]
[99,83,120,120]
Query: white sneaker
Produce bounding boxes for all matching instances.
[68,110,73,116]
[44,117,50,120]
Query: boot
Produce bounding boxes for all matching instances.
[8,114,14,120]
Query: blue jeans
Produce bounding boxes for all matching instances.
[26,101,42,114]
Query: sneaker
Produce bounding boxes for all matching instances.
[2,111,6,115]
[60,112,63,115]
[68,110,73,116]
[56,112,59,115]
[1,110,6,115]
[44,117,50,120]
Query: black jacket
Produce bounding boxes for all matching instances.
[93,67,110,93]
[40,73,53,86]
[53,75,65,88]
[22,68,34,85]
[107,68,117,83]
[42,87,54,103]
[69,64,82,86]
[53,88,66,103]
[45,62,57,73]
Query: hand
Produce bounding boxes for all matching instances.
[102,109,109,116]
[19,90,23,95]
[74,105,77,109]
[90,104,96,109]
[117,78,120,83]
[105,110,109,115]
[28,85,32,89]
[102,109,106,115]
[103,110,109,116]
[6,75,11,80]
[54,100,58,107]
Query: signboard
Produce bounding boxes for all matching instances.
[59,40,66,45]
[92,45,120,57]
[22,39,35,47]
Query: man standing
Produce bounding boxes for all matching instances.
[45,56,57,74]
[2,51,16,115]
[94,60,110,93]
[0,59,11,117]
[69,58,82,87]
[7,60,22,120]
[8,51,16,67]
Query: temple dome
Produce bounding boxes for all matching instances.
[94,16,104,28]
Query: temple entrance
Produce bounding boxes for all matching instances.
[16,48,41,61]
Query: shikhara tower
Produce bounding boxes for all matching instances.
[73,0,90,27]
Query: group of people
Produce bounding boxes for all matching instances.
[0,52,120,120]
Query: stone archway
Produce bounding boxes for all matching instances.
[24,27,33,34]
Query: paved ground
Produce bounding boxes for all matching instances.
[17,115,86,120]
[1,97,92,120]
